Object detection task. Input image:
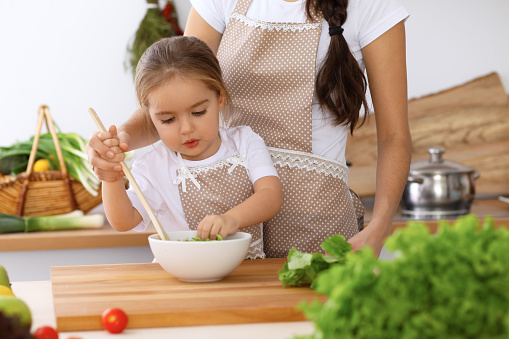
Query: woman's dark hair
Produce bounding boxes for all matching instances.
[306,0,369,134]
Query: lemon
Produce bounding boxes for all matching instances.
[0,285,14,296]
[33,158,50,172]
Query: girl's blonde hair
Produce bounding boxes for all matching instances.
[135,36,232,129]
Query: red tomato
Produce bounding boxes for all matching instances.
[101,308,128,334]
[34,325,59,339]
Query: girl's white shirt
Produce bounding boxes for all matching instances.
[190,0,409,164]
[126,126,279,232]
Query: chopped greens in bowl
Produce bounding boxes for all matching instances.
[181,234,224,242]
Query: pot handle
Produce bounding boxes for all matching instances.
[407,176,424,184]
[473,171,480,180]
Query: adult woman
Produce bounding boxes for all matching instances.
[88,0,411,258]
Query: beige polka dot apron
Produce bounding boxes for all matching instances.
[175,139,264,259]
[217,0,365,258]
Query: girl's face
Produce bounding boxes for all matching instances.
[148,76,224,161]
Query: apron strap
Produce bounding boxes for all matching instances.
[233,0,251,16]
[221,134,250,174]
[305,4,323,24]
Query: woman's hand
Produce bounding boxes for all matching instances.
[196,214,240,241]
[87,125,130,182]
[347,220,390,258]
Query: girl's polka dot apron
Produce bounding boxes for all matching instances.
[217,0,365,258]
[175,139,264,259]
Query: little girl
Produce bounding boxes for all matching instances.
[97,36,283,259]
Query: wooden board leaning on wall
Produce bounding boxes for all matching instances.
[347,72,509,198]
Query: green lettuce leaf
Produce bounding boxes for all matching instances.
[278,234,350,287]
[295,215,509,339]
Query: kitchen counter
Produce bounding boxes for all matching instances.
[8,201,509,337]
[363,196,509,234]
[11,280,314,339]
[0,206,155,252]
[0,205,157,281]
[2,198,508,281]
[3,197,507,252]
[0,222,155,252]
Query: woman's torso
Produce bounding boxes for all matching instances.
[190,0,408,163]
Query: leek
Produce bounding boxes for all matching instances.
[0,211,104,233]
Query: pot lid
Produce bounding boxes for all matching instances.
[409,147,476,175]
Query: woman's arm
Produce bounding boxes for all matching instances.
[196,176,283,240]
[348,21,412,256]
[185,7,223,54]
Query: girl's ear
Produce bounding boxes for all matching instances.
[218,92,226,111]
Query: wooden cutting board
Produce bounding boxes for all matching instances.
[51,258,323,332]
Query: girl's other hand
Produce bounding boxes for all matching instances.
[87,125,130,182]
[196,215,240,240]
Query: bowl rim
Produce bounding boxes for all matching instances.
[148,231,252,243]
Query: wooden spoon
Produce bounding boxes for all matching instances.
[88,108,170,241]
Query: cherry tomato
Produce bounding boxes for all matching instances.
[34,325,59,339]
[101,308,128,334]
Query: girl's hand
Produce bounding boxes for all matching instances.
[87,125,130,182]
[196,215,240,240]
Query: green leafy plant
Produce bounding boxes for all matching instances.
[278,234,351,287]
[293,215,509,339]
[125,0,181,78]
[0,132,100,197]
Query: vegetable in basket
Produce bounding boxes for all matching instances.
[0,131,100,197]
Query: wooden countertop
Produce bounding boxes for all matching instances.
[11,280,314,339]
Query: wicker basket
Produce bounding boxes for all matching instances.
[0,105,102,217]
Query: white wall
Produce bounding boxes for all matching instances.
[0,0,508,148]
[402,0,509,98]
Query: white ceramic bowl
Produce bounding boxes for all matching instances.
[148,231,252,282]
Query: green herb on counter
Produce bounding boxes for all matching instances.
[293,215,509,339]
[278,234,351,287]
[0,211,104,233]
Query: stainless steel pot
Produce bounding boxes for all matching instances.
[401,147,480,219]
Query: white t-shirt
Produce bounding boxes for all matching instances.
[190,0,409,164]
[127,126,278,232]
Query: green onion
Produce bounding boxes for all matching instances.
[0,211,104,233]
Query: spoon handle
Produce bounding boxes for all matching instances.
[88,108,170,241]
